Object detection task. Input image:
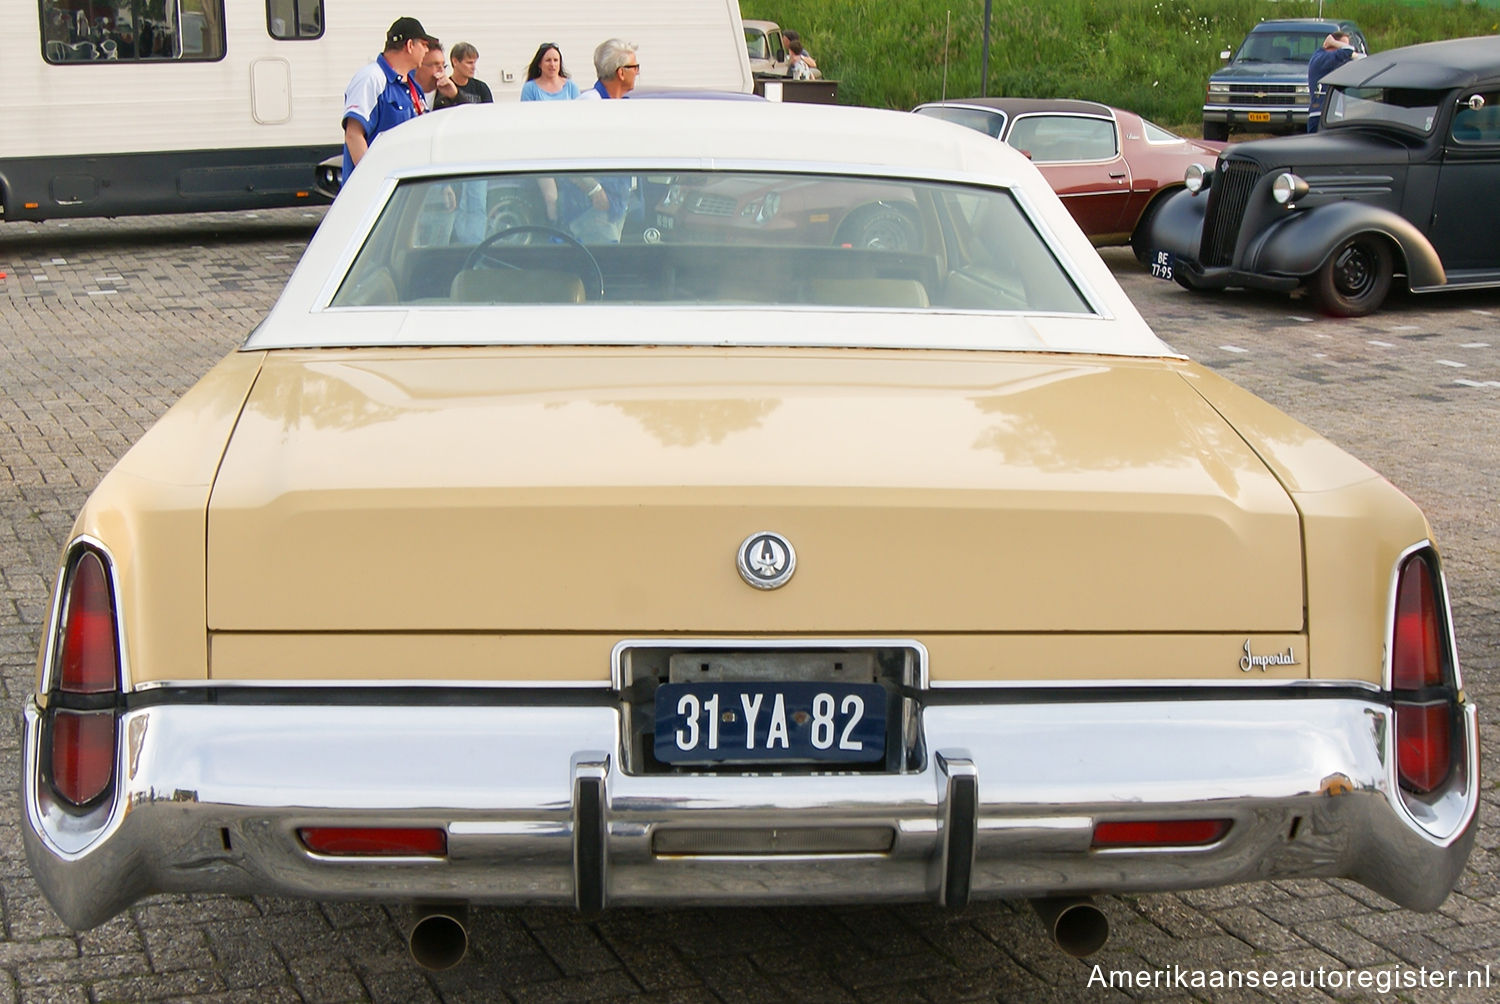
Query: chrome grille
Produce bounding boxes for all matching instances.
[689,193,737,217]
[1200,161,1262,268]
[1226,85,1303,107]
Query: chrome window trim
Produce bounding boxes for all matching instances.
[609,637,930,691]
[1004,111,1121,164]
[310,173,400,310]
[299,302,1117,325]
[1140,119,1201,147]
[297,157,1112,323]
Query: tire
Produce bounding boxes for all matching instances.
[834,202,921,252]
[1311,234,1394,317]
[1202,121,1229,143]
[1130,197,1167,265]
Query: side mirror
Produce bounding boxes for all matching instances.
[1219,48,1232,61]
[1461,94,1486,111]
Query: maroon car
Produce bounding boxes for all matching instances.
[914,97,1223,262]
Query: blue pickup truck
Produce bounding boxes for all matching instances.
[1202,18,1366,140]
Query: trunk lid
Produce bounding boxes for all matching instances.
[206,347,1303,634]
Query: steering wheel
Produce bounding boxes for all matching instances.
[461,225,604,300]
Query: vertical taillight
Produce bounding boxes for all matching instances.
[49,710,117,806]
[1390,554,1454,795]
[46,548,121,808]
[59,551,119,694]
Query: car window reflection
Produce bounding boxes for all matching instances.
[331,170,1094,315]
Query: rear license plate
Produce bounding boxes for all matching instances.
[1247,111,1271,123]
[655,682,886,764]
[1149,250,1174,280]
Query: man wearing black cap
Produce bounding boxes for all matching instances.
[341,17,439,182]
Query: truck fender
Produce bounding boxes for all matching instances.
[1142,187,1206,259]
[1248,203,1445,289]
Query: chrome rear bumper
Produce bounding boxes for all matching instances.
[22,692,1478,929]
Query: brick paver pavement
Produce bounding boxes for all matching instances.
[1,212,1495,1002]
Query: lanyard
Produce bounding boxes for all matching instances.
[405,75,424,114]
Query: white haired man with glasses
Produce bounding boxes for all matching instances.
[580,38,639,100]
[565,38,639,243]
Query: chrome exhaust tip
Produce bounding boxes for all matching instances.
[408,903,469,970]
[1030,896,1110,957]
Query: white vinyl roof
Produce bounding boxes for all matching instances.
[257,100,1172,358]
[369,99,1035,179]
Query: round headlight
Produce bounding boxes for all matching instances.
[1184,163,1212,195]
[1272,172,1309,205]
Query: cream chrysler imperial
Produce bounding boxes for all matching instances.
[22,100,1477,968]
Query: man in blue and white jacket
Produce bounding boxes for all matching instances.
[1307,33,1361,133]
[341,17,439,181]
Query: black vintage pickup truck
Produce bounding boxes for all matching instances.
[1152,34,1500,316]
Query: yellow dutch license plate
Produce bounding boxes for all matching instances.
[1248,112,1271,123]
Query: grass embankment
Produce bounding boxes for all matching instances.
[742,0,1500,129]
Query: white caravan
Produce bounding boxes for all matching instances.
[3,0,751,222]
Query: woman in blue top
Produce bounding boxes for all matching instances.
[521,43,579,224]
[521,43,580,101]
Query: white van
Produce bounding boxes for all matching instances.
[3,0,751,222]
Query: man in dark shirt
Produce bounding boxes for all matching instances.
[423,42,491,242]
[435,42,493,108]
[1307,33,1359,133]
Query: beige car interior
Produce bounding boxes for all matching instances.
[330,172,1092,315]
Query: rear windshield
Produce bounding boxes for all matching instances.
[330,170,1091,315]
